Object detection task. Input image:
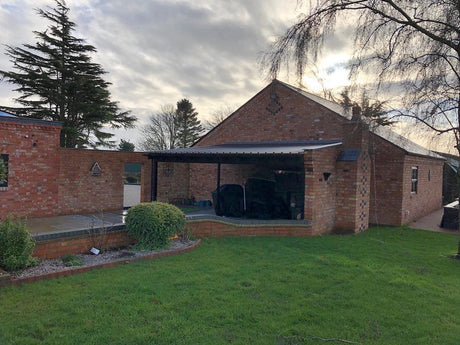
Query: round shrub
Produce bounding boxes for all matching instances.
[0,216,37,271]
[125,202,185,249]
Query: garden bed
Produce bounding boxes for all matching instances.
[4,238,200,286]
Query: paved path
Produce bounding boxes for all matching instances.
[409,208,458,234]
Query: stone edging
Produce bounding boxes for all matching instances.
[1,239,201,287]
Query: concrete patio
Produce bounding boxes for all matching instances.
[27,210,127,241]
[26,206,312,241]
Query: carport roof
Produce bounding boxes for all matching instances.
[149,140,341,157]
[147,140,342,167]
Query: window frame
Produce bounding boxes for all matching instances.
[411,166,418,194]
[0,154,9,188]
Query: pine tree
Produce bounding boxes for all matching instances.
[0,0,136,148]
[174,99,203,148]
[117,139,135,152]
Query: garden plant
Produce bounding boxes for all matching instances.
[0,216,36,271]
[125,202,185,249]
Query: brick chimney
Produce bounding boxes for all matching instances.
[351,105,362,121]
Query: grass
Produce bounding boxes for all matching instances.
[177,205,201,213]
[0,227,459,345]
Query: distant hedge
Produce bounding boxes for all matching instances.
[125,202,185,249]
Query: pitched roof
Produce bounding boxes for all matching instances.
[278,80,443,160]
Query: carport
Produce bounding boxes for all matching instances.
[147,140,342,220]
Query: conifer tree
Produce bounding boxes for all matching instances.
[0,0,135,148]
[174,99,203,148]
[117,139,135,152]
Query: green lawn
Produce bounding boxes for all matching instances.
[0,227,459,345]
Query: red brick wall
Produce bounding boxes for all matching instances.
[156,162,190,203]
[186,220,312,237]
[197,82,346,146]
[368,135,406,226]
[0,120,61,219]
[58,149,151,214]
[1,117,155,219]
[367,135,443,226]
[401,155,443,224]
[304,147,340,234]
[33,230,135,259]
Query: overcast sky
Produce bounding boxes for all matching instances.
[0,0,358,147]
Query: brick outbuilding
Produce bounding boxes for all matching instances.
[0,79,444,236]
[151,80,444,233]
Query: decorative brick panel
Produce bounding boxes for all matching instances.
[197,82,346,146]
[334,123,371,232]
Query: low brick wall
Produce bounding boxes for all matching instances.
[32,218,314,260]
[186,220,313,237]
[33,230,135,260]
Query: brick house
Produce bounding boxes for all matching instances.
[151,80,444,234]
[0,79,444,236]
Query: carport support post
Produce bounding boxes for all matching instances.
[151,159,158,201]
[216,163,221,212]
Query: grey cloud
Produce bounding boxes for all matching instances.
[0,0,300,144]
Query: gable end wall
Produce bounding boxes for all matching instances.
[189,82,349,202]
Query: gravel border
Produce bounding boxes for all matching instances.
[11,238,198,280]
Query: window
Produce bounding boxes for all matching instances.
[0,154,8,188]
[411,166,418,193]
